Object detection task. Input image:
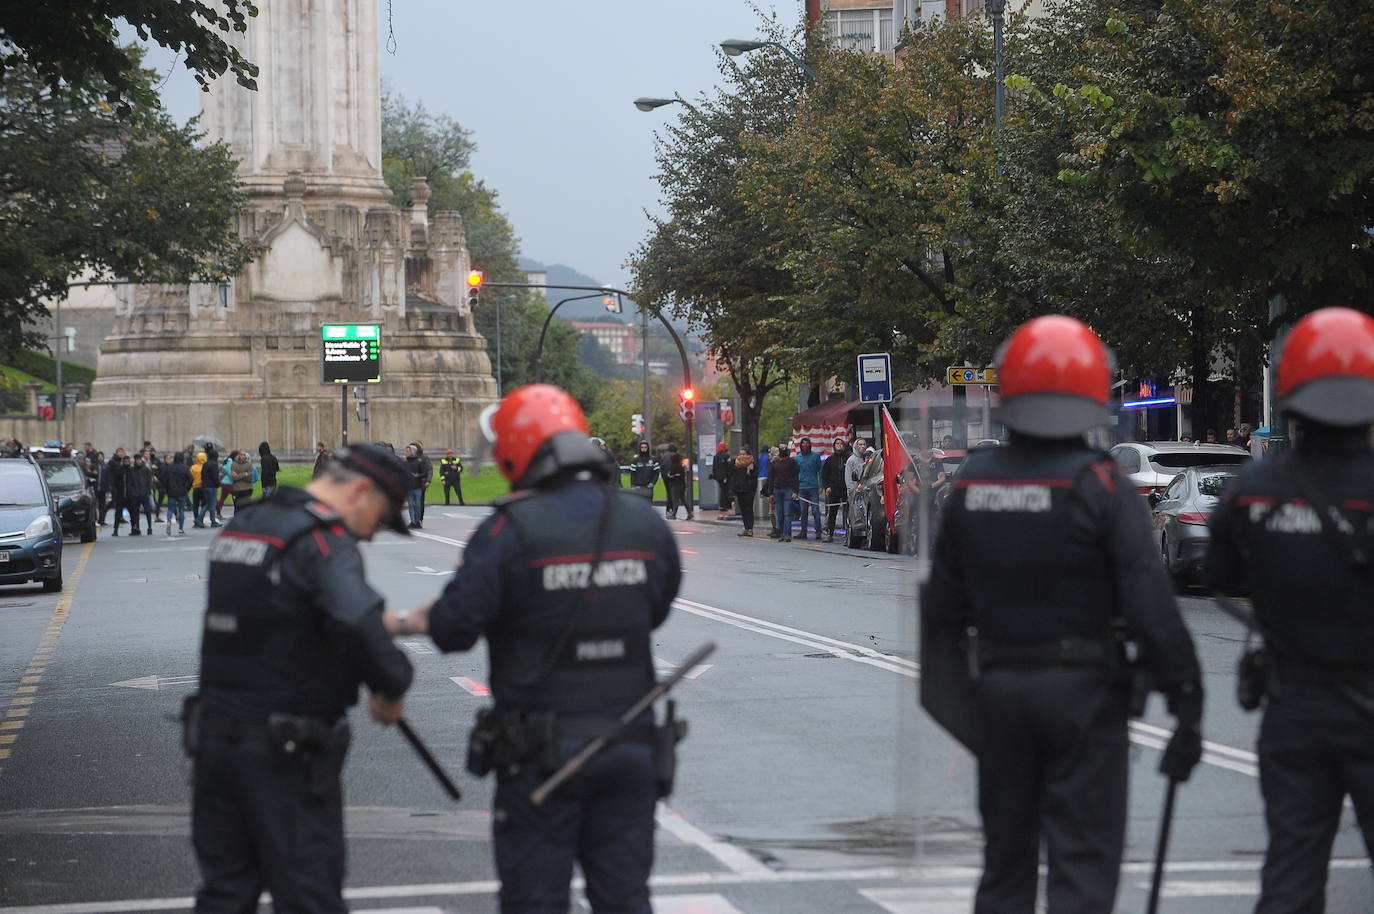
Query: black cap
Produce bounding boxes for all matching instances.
[332,444,412,535]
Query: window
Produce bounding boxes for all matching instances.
[1164,475,1186,501]
[823,7,895,54]
[1112,447,1141,474]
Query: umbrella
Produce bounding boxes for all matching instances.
[191,434,226,450]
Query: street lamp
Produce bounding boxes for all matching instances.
[633,97,698,113]
[719,38,817,81]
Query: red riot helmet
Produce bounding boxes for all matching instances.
[995,315,1113,438]
[1278,307,1374,427]
[480,384,609,488]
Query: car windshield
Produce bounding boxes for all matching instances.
[40,462,85,487]
[1149,452,1247,471]
[0,466,48,506]
[1196,471,1238,497]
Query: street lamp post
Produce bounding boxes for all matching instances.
[719,39,817,81]
[989,0,1007,139]
[633,97,699,113]
[532,292,606,383]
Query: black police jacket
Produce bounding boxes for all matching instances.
[198,487,413,722]
[428,477,681,715]
[927,438,1200,691]
[1208,437,1374,671]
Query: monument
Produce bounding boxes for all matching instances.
[77,0,497,453]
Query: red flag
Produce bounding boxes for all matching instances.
[881,406,916,533]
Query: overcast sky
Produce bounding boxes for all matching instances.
[138,1,802,289]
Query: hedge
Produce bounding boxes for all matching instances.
[10,349,96,387]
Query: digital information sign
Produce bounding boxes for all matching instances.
[321,324,381,384]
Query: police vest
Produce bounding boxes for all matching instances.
[952,447,1118,643]
[1229,454,1374,669]
[199,498,355,721]
[488,485,662,713]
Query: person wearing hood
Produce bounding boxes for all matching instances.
[710,441,734,516]
[410,441,433,523]
[820,438,850,543]
[403,444,425,529]
[628,441,659,498]
[730,448,758,536]
[258,442,280,499]
[794,437,823,540]
[193,452,220,529]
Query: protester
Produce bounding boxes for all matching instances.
[92,450,109,526]
[628,440,658,499]
[711,442,733,515]
[127,453,155,535]
[763,445,780,537]
[591,437,622,487]
[311,441,330,479]
[160,452,193,537]
[731,447,758,537]
[216,452,235,515]
[107,449,131,535]
[231,450,255,507]
[769,445,799,543]
[821,438,849,543]
[403,444,425,529]
[194,452,220,528]
[410,442,433,521]
[659,442,687,519]
[258,442,279,499]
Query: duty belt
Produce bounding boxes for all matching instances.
[1274,656,1374,686]
[199,711,339,742]
[979,636,1114,670]
[555,717,656,746]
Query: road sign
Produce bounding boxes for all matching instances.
[945,366,998,386]
[321,324,381,384]
[858,352,893,403]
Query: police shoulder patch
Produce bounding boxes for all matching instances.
[304,500,340,523]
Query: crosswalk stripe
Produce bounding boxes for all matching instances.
[861,886,978,914]
[654,895,747,914]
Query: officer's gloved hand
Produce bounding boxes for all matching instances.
[1161,683,1204,782]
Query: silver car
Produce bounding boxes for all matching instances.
[1110,441,1249,495]
[1149,464,1240,589]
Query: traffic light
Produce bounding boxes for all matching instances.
[466,270,483,309]
[631,413,645,436]
[603,294,622,314]
[678,387,695,422]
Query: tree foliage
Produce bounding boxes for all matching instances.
[629,18,811,454]
[0,55,257,356]
[0,1,259,113]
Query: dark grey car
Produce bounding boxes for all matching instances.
[38,458,97,543]
[1149,464,1239,588]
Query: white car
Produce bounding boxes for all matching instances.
[1109,441,1249,495]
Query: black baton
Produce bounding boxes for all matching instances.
[530,640,716,807]
[397,717,462,802]
[1146,776,1179,914]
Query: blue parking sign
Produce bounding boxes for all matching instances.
[858,352,892,403]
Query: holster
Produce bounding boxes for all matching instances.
[654,700,689,799]
[180,692,202,759]
[267,713,350,797]
[1237,647,1274,711]
[465,708,555,777]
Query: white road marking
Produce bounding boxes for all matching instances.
[6,861,1367,914]
[653,895,747,914]
[405,565,453,576]
[655,805,771,876]
[1141,879,1259,898]
[449,675,491,697]
[410,530,467,550]
[654,655,713,680]
[109,675,198,692]
[861,886,978,914]
[401,640,435,656]
[674,596,1266,780]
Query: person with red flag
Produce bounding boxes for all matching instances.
[880,406,917,551]
[922,315,1202,912]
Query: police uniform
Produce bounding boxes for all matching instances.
[193,482,413,913]
[440,453,464,505]
[427,479,679,913]
[923,316,1203,914]
[1206,307,1374,913]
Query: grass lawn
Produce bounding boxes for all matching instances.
[0,363,54,391]
[266,465,702,505]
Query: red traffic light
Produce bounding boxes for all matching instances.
[680,388,695,401]
[466,270,484,289]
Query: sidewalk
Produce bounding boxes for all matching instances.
[684,511,914,562]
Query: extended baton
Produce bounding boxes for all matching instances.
[530,640,716,807]
[397,717,462,802]
[1146,775,1179,914]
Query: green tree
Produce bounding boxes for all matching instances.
[1,1,259,113]
[380,86,600,403]
[0,55,257,355]
[630,24,810,455]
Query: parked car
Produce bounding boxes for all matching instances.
[1149,464,1240,588]
[1110,441,1249,495]
[0,457,65,592]
[37,457,97,543]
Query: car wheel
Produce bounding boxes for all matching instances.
[1161,534,1189,592]
[42,567,63,593]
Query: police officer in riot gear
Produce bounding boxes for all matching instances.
[1208,307,1374,913]
[389,384,681,914]
[191,443,415,913]
[925,315,1204,913]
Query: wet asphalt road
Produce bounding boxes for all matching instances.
[0,503,1370,913]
